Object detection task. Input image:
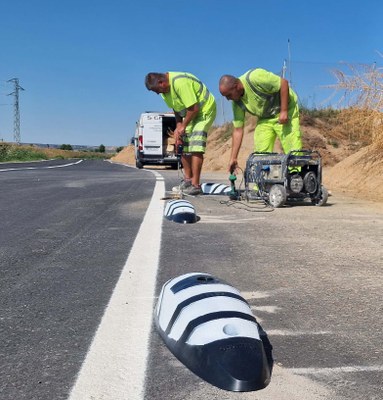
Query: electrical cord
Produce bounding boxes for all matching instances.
[206,167,274,212]
[218,198,274,212]
[172,164,274,212]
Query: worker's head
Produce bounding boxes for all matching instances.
[219,75,244,101]
[145,73,170,94]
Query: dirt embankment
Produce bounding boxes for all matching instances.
[112,118,383,202]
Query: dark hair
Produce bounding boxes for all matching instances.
[145,72,167,90]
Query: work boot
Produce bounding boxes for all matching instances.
[183,185,203,196]
[172,179,192,192]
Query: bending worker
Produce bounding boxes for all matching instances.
[145,71,216,196]
[219,68,302,173]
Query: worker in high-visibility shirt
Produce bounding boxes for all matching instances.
[219,68,302,173]
[145,72,216,195]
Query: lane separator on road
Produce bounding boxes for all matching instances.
[68,170,165,400]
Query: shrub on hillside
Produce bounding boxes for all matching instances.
[0,143,47,162]
[0,143,10,160]
[60,144,73,150]
[300,107,340,126]
[0,142,113,162]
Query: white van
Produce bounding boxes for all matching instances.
[134,112,178,169]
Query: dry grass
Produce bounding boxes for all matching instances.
[39,147,111,159]
[0,143,111,162]
[328,61,383,151]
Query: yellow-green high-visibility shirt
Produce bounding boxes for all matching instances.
[232,68,298,128]
[161,72,215,117]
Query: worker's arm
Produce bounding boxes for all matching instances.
[279,78,290,124]
[228,127,244,173]
[174,103,199,143]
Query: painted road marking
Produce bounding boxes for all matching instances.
[251,305,281,313]
[241,291,271,300]
[289,365,383,375]
[68,170,164,400]
[0,159,83,172]
[268,329,332,336]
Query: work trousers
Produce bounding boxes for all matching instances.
[254,104,302,154]
[183,104,217,153]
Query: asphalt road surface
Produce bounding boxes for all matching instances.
[0,159,382,400]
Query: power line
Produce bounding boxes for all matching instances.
[291,60,379,66]
[7,78,24,144]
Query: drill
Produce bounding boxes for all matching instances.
[176,137,183,169]
[229,174,239,200]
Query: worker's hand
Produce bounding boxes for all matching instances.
[228,159,238,174]
[278,110,289,124]
[174,125,185,145]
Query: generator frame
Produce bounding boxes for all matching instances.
[244,150,328,208]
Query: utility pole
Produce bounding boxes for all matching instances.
[7,78,24,144]
[287,38,292,86]
[282,59,287,78]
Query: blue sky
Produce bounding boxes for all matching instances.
[0,0,381,146]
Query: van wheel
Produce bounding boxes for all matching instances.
[136,160,144,169]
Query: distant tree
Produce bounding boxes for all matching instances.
[116,146,124,153]
[60,144,73,150]
[98,144,106,153]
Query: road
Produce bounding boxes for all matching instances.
[0,159,382,400]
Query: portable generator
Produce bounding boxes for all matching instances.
[244,150,328,208]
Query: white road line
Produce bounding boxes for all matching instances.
[268,329,332,336]
[289,365,383,375]
[45,160,83,168]
[68,170,165,400]
[0,159,83,172]
[251,305,281,313]
[241,291,271,300]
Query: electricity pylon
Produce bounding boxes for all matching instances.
[7,78,24,144]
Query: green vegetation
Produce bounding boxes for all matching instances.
[327,139,339,148]
[0,143,47,162]
[60,144,73,150]
[300,106,341,122]
[0,142,113,163]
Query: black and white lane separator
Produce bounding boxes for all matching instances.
[154,272,273,392]
[164,199,198,223]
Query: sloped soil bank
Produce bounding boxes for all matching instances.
[112,127,383,203]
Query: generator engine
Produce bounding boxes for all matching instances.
[244,150,328,208]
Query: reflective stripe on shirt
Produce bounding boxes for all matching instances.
[242,69,281,118]
[171,73,210,116]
